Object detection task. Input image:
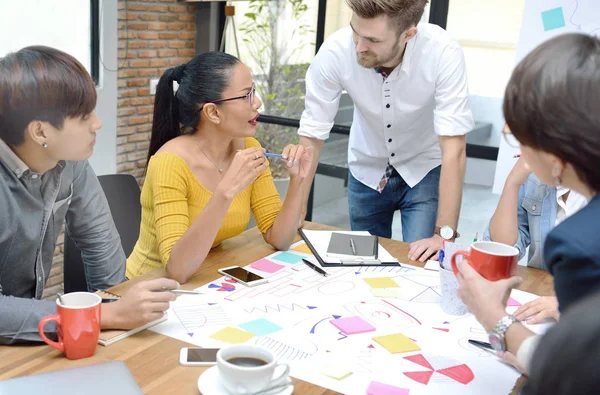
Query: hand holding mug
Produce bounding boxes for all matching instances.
[451,241,519,281]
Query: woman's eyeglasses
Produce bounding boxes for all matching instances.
[200,84,255,110]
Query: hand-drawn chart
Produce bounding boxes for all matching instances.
[152,245,534,395]
[344,300,421,328]
[172,303,230,337]
[255,333,319,362]
[391,272,442,303]
[403,354,475,385]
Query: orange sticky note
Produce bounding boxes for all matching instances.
[291,243,312,254]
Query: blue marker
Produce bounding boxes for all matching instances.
[438,249,445,269]
[264,153,283,158]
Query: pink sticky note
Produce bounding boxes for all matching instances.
[249,259,284,274]
[367,381,410,395]
[507,297,522,307]
[330,316,376,335]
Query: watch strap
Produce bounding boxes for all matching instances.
[489,314,520,352]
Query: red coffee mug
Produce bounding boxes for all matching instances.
[38,292,101,360]
[451,241,519,281]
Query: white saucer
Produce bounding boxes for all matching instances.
[197,365,294,395]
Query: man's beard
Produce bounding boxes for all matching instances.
[356,38,402,69]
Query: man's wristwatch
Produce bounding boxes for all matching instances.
[488,314,520,353]
[434,225,460,240]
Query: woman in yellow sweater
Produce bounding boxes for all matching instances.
[126,52,312,283]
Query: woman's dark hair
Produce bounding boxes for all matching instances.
[503,33,600,192]
[522,290,600,395]
[0,46,96,146]
[146,51,241,165]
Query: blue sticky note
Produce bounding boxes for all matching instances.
[541,7,565,31]
[238,318,282,336]
[272,252,304,264]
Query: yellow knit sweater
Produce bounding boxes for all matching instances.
[126,138,282,278]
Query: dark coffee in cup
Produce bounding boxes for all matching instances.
[227,357,268,367]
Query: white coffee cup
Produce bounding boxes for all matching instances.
[217,345,290,394]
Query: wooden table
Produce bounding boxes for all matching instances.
[0,223,554,394]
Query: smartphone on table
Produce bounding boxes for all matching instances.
[217,266,268,287]
[179,347,220,366]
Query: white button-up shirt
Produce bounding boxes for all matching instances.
[555,187,587,225]
[298,23,474,189]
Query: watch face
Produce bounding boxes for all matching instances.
[489,334,504,353]
[440,226,454,240]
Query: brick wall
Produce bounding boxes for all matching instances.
[42,228,65,299]
[43,0,197,299]
[116,0,197,184]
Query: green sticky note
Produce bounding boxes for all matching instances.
[363,277,399,289]
[210,326,255,344]
[541,7,565,31]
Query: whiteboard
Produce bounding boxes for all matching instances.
[492,0,600,194]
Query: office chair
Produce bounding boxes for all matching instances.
[63,174,141,293]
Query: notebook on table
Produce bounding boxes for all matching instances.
[95,290,167,346]
[327,232,379,259]
[0,361,143,395]
[299,229,400,267]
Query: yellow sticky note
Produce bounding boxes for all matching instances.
[363,277,399,289]
[210,327,255,344]
[320,364,353,380]
[291,243,312,254]
[373,333,420,354]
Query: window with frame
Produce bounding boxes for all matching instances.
[0,0,100,85]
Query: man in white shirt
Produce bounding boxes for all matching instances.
[298,0,474,261]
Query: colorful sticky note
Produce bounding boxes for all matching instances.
[541,7,565,31]
[320,364,353,380]
[363,277,399,289]
[367,381,410,395]
[373,333,420,354]
[249,258,285,273]
[371,288,403,298]
[330,316,376,335]
[291,243,312,254]
[210,326,255,344]
[238,318,282,336]
[271,252,304,264]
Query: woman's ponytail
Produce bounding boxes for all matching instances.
[146,64,185,166]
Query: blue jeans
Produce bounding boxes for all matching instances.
[348,166,440,241]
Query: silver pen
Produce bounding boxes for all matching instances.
[170,289,205,295]
[349,238,357,255]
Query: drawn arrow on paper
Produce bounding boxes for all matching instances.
[310,315,342,334]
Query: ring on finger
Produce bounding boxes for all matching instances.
[255,153,259,159]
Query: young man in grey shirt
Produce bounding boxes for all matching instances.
[0,46,179,344]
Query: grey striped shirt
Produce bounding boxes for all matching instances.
[0,138,126,344]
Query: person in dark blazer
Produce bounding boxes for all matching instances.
[454,33,600,375]
[522,290,600,395]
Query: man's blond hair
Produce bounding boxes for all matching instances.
[346,0,429,34]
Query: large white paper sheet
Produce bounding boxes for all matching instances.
[152,242,551,395]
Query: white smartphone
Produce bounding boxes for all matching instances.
[217,266,268,287]
[179,347,220,366]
